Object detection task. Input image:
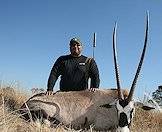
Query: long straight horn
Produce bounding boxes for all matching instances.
[127,12,149,102]
[113,22,123,99]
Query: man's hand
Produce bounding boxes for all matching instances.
[46,90,54,95]
[89,88,96,92]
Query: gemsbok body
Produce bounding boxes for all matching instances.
[20,13,149,132]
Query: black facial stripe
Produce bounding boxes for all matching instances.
[119,112,128,127]
[130,108,134,120]
[119,99,129,108]
[128,109,134,128]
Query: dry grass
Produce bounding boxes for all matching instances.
[0,87,28,110]
[0,86,162,132]
[0,87,52,132]
[131,108,162,132]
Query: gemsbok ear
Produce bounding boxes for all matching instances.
[100,104,112,108]
[142,105,155,111]
[100,100,117,108]
[135,101,155,111]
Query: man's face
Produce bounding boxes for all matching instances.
[70,42,83,57]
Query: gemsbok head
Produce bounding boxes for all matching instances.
[104,12,149,131]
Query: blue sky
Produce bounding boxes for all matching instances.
[0,0,162,98]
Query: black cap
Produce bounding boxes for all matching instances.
[70,37,82,45]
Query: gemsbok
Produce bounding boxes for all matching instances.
[20,13,149,132]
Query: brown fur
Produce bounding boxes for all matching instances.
[21,89,128,130]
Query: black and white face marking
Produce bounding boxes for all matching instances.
[116,100,135,129]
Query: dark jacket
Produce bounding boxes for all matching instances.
[47,55,100,91]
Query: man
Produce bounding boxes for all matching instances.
[46,37,100,94]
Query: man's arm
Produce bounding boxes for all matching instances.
[89,59,100,88]
[47,57,63,91]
